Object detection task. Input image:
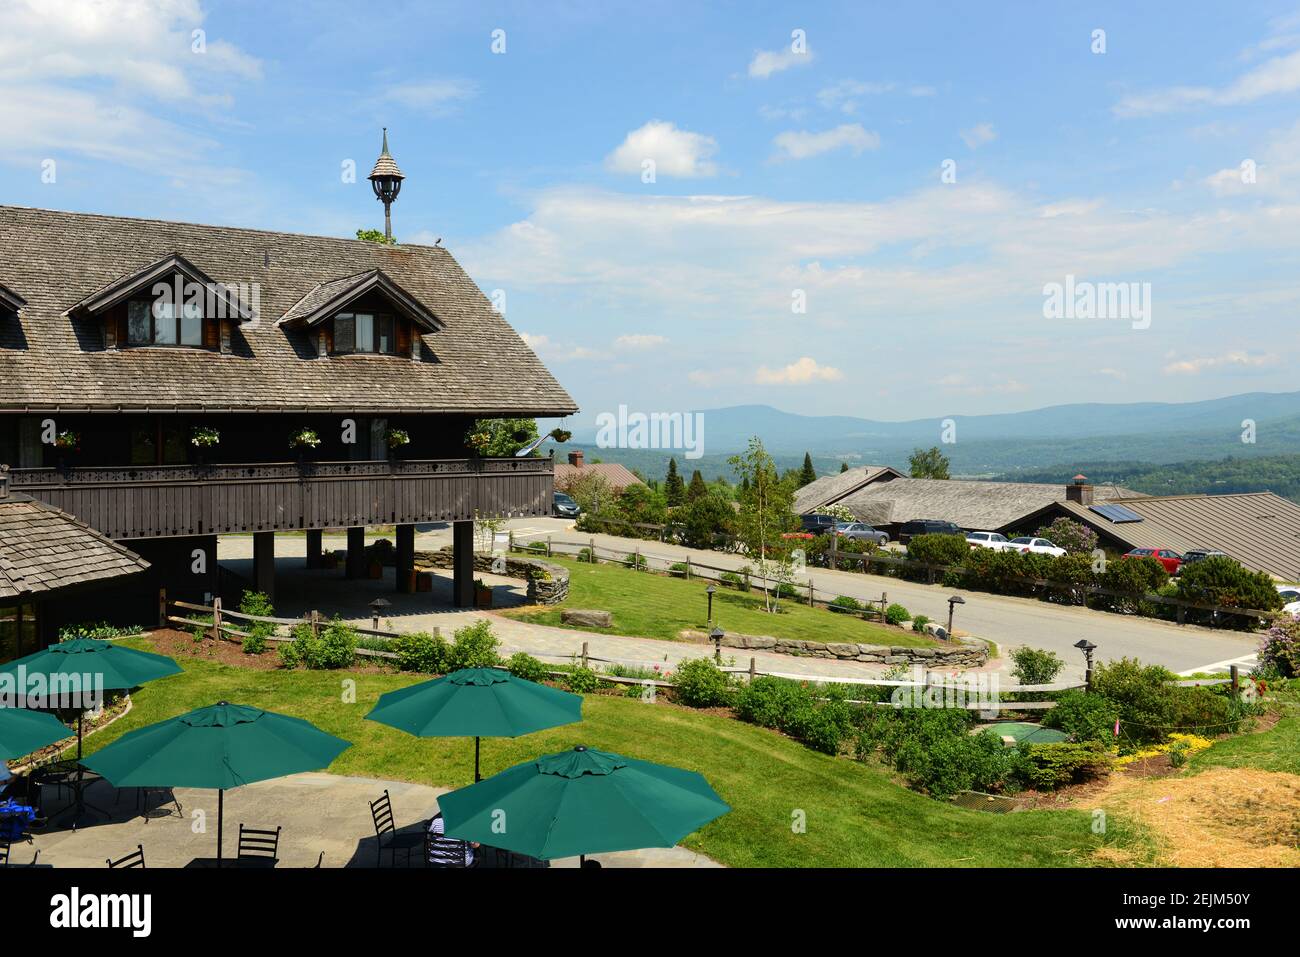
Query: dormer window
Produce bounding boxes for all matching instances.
[333,311,398,355]
[127,298,205,346]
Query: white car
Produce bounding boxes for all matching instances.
[965,531,1016,552]
[1009,536,1067,557]
[1277,585,1300,617]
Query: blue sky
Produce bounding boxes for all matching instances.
[1,1,1298,425]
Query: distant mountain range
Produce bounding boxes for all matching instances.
[548,391,1300,482]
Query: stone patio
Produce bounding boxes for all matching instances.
[21,771,720,869]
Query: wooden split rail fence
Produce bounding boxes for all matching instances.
[167,598,404,660]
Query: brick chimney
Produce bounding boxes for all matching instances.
[1065,473,1093,505]
[568,450,584,468]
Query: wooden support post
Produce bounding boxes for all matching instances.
[808,581,814,607]
[452,520,475,608]
[211,596,222,641]
[305,529,323,569]
[581,642,589,669]
[749,657,757,682]
[634,547,641,570]
[158,588,167,628]
[310,610,321,639]
[1230,664,1240,696]
[395,523,415,594]
[547,535,552,557]
[685,556,692,580]
[508,529,515,552]
[1176,603,1186,626]
[589,537,596,563]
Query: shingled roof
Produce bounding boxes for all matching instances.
[793,465,904,514]
[834,477,1138,531]
[0,493,150,601]
[0,205,577,416]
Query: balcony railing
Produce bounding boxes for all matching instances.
[7,457,554,540]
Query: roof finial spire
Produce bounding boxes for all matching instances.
[368,128,405,242]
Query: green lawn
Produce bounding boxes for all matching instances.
[91,636,1141,867]
[1190,682,1300,775]
[506,555,938,649]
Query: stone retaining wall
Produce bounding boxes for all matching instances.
[413,549,569,605]
[681,630,989,667]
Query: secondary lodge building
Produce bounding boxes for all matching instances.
[0,143,576,657]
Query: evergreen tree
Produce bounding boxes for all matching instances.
[908,446,951,480]
[664,457,685,506]
[687,469,708,502]
[840,462,849,473]
[799,452,817,487]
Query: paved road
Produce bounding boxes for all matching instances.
[218,520,1260,679]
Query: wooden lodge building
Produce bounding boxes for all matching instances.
[0,135,576,659]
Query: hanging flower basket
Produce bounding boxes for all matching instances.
[386,428,410,449]
[191,426,221,449]
[289,428,322,451]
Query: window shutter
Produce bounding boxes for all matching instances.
[395,317,411,356]
[203,316,219,349]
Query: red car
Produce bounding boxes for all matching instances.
[1122,547,1183,575]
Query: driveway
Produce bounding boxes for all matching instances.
[218,520,1261,679]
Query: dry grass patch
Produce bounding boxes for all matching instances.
[1094,767,1300,867]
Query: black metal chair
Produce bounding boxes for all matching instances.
[1,841,39,868]
[117,785,182,820]
[369,789,423,867]
[236,823,281,867]
[107,844,146,868]
[426,814,471,868]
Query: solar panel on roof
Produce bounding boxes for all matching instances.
[1090,503,1144,523]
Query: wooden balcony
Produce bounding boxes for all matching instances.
[7,457,553,540]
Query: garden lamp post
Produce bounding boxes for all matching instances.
[370,597,392,633]
[1074,639,1097,690]
[705,583,716,627]
[946,595,965,637]
[709,626,724,665]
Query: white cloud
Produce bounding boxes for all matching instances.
[521,333,608,362]
[937,374,1027,396]
[1115,46,1300,116]
[772,124,880,160]
[614,334,667,350]
[959,123,997,149]
[383,79,476,116]
[755,357,843,385]
[1162,352,1278,375]
[748,45,814,79]
[816,80,894,113]
[1096,367,1128,381]
[605,120,719,178]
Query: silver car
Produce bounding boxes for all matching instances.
[835,522,889,546]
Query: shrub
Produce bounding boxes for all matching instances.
[58,621,143,641]
[1175,556,1282,627]
[735,676,815,730]
[445,620,502,671]
[1041,690,1119,743]
[676,489,738,549]
[624,552,648,571]
[671,658,734,708]
[906,533,970,568]
[1259,616,1300,678]
[1015,742,1112,790]
[1033,517,1098,555]
[720,571,747,591]
[239,590,276,655]
[830,595,861,611]
[1042,553,1099,604]
[1010,647,1065,684]
[911,615,932,632]
[885,603,911,626]
[897,729,1015,798]
[787,696,856,755]
[576,547,596,563]
[774,581,798,600]
[565,666,600,694]
[668,562,689,577]
[1090,657,1178,744]
[365,538,396,566]
[505,652,548,683]
[391,631,450,673]
[1100,556,1169,613]
[283,618,357,670]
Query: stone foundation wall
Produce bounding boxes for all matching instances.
[413,549,569,605]
[682,630,989,667]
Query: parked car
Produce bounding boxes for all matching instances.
[1276,584,1300,618]
[965,531,1015,551]
[1008,536,1067,557]
[553,491,581,518]
[1122,547,1183,575]
[898,519,963,544]
[800,513,840,534]
[1181,548,1229,566]
[835,522,889,546]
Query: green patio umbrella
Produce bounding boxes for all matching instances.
[365,667,581,782]
[438,745,730,863]
[0,707,70,762]
[0,638,180,821]
[82,701,351,864]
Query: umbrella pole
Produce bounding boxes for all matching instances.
[475,737,481,783]
[217,789,224,867]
